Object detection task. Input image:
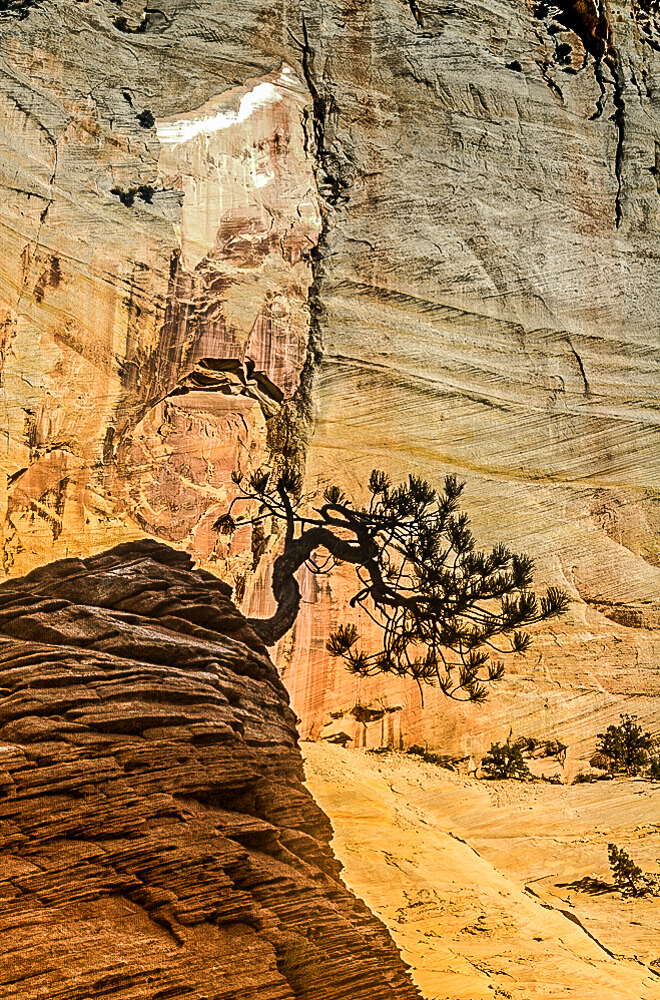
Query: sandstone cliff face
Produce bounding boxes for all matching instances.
[0,539,419,1000]
[2,0,660,759]
[268,0,660,760]
[0,0,320,579]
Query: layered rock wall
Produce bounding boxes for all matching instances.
[0,0,319,579]
[271,0,660,761]
[0,539,419,999]
[2,0,660,760]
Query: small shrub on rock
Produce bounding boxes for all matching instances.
[513,735,567,766]
[572,772,599,784]
[595,714,653,776]
[607,843,660,897]
[110,184,156,208]
[405,744,457,771]
[137,109,155,129]
[608,843,644,896]
[648,757,660,781]
[481,740,532,780]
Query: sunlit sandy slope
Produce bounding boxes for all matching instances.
[303,742,660,1000]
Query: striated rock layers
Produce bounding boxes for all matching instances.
[304,742,660,1000]
[3,0,660,759]
[262,0,660,761]
[0,539,419,1000]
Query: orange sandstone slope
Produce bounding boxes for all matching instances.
[0,540,419,1000]
[303,742,660,1000]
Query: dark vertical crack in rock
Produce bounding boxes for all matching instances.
[653,140,660,194]
[588,52,609,121]
[299,16,346,208]
[535,0,626,227]
[407,0,424,27]
[612,66,625,228]
[566,336,592,397]
[271,13,339,485]
[537,57,565,103]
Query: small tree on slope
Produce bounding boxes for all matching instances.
[608,844,643,896]
[215,469,569,702]
[596,714,653,775]
[481,740,532,780]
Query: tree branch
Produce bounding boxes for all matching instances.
[247,525,370,645]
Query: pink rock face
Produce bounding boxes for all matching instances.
[0,38,320,579]
[117,392,267,560]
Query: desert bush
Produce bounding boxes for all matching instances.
[608,843,643,895]
[607,844,660,897]
[596,714,652,775]
[481,740,532,780]
[648,757,660,781]
[405,744,457,771]
[111,185,155,208]
[137,109,155,129]
[572,772,599,784]
[588,750,611,771]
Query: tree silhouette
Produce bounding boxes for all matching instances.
[215,469,570,702]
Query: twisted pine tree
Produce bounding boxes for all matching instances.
[214,468,570,702]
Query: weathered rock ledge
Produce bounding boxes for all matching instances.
[0,539,418,1000]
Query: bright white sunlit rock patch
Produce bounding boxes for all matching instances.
[156,81,282,148]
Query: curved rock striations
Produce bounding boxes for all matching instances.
[0,539,419,1000]
[259,0,660,758]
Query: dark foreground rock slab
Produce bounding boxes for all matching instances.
[0,540,419,1000]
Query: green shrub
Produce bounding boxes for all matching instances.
[596,714,652,775]
[110,185,155,208]
[572,772,599,784]
[608,843,643,896]
[137,109,155,129]
[481,740,532,780]
[648,757,660,781]
[405,744,457,771]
